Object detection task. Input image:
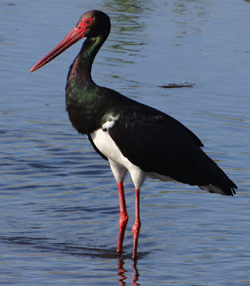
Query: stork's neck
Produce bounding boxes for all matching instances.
[67,35,106,83]
[65,33,109,135]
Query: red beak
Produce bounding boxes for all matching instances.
[30,26,87,73]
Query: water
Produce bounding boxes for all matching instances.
[1,0,250,285]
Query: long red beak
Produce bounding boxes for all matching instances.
[30,26,87,73]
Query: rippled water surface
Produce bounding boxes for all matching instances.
[1,0,250,285]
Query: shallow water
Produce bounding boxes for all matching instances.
[1,0,250,285]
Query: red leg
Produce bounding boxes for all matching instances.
[132,188,141,259]
[117,182,128,255]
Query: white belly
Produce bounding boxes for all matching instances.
[90,128,147,190]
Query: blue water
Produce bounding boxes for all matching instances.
[1,0,250,285]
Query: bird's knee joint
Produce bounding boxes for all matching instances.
[132,220,141,235]
[119,215,128,228]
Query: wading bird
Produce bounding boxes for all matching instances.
[30,10,237,259]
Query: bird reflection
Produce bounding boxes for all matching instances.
[117,258,139,285]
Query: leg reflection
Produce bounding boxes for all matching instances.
[132,258,139,285]
[117,258,140,286]
[117,259,127,285]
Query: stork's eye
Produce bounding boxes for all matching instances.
[78,17,93,29]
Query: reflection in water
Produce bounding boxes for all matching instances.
[132,260,140,286]
[117,259,127,285]
[106,13,146,63]
[97,1,150,89]
[171,0,211,39]
[104,0,148,56]
[117,258,139,285]
[105,0,149,14]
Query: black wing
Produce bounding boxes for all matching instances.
[108,111,236,195]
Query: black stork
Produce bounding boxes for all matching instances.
[30,10,237,259]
